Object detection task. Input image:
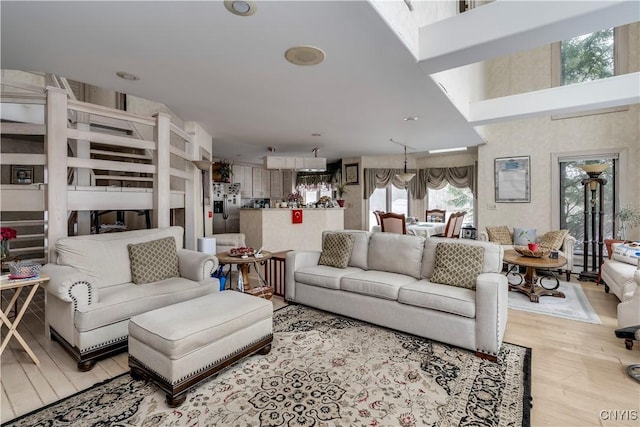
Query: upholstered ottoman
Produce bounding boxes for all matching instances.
[128,291,273,407]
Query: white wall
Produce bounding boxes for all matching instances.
[476,23,640,239]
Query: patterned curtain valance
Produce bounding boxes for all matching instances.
[363,165,476,199]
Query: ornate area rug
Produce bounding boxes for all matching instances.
[4,305,532,427]
[507,278,602,324]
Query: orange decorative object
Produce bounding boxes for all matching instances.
[292,209,303,224]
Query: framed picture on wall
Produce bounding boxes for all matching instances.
[11,165,34,184]
[494,156,530,202]
[345,163,359,185]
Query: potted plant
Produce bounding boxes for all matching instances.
[617,204,640,240]
[335,182,348,207]
[517,229,539,252]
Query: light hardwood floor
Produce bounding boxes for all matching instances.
[1,280,638,425]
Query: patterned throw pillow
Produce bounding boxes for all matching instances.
[318,233,355,269]
[430,243,484,290]
[128,237,180,285]
[539,230,568,250]
[486,226,512,245]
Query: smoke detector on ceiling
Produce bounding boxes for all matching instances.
[224,1,256,16]
[285,46,325,66]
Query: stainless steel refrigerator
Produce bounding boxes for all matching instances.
[212,183,241,233]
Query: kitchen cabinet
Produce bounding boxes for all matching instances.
[252,167,271,198]
[232,164,253,198]
[270,170,283,199]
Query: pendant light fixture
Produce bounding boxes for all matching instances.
[395,144,415,184]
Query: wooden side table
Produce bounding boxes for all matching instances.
[0,275,49,364]
[503,250,567,303]
[215,251,273,297]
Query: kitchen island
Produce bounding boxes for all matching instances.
[240,207,345,252]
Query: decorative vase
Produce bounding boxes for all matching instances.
[0,239,9,261]
[337,199,345,207]
[527,242,540,252]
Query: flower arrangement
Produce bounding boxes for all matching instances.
[287,192,303,203]
[1,227,17,241]
[1,227,16,260]
[318,195,332,205]
[335,182,348,199]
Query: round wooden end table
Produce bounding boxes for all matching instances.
[215,251,273,297]
[503,249,567,303]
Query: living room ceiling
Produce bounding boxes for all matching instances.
[1,1,636,164]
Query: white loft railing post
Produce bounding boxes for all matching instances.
[73,112,92,235]
[184,124,197,250]
[45,87,69,263]
[153,113,171,228]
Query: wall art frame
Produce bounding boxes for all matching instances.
[11,165,34,185]
[494,156,530,203]
[344,163,359,185]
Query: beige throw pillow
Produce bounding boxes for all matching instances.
[486,226,512,245]
[539,230,568,250]
[318,233,355,269]
[430,242,484,290]
[128,237,180,285]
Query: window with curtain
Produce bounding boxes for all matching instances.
[427,184,474,224]
[368,184,408,231]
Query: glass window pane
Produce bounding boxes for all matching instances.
[369,188,387,230]
[427,184,474,224]
[391,185,408,216]
[561,28,614,86]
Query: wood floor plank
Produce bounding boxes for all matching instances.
[1,386,16,423]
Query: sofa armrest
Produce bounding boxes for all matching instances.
[285,250,321,301]
[475,272,509,357]
[560,234,577,270]
[40,263,98,310]
[478,231,488,242]
[177,249,219,282]
[618,286,640,328]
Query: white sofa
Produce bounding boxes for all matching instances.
[285,231,508,361]
[478,229,576,281]
[41,226,219,371]
[601,242,640,302]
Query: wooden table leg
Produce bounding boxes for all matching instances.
[509,266,566,303]
[0,283,41,364]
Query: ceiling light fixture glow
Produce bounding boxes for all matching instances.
[224,0,256,16]
[116,71,139,81]
[285,46,325,66]
[428,147,467,154]
[403,117,418,121]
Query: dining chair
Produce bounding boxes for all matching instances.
[373,210,385,226]
[426,209,446,223]
[434,211,466,238]
[379,212,407,234]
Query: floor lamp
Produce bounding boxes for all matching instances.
[578,164,608,282]
[192,160,211,237]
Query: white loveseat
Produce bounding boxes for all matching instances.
[285,231,508,361]
[41,226,219,371]
[478,228,576,281]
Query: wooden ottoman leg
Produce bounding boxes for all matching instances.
[167,393,186,408]
[258,344,272,355]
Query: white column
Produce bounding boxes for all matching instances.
[74,113,92,235]
[153,113,171,228]
[184,122,199,250]
[45,87,69,263]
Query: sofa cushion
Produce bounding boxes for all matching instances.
[128,237,180,285]
[322,230,370,270]
[340,270,417,300]
[430,242,484,290]
[539,230,568,250]
[422,238,503,278]
[513,227,536,246]
[612,242,640,265]
[74,277,215,332]
[318,233,355,269]
[486,226,512,245]
[398,280,476,318]
[295,265,364,290]
[55,226,184,288]
[367,233,424,279]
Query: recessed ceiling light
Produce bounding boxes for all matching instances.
[285,46,325,66]
[116,71,139,81]
[224,0,256,16]
[312,133,322,137]
[428,147,467,154]
[403,117,418,121]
